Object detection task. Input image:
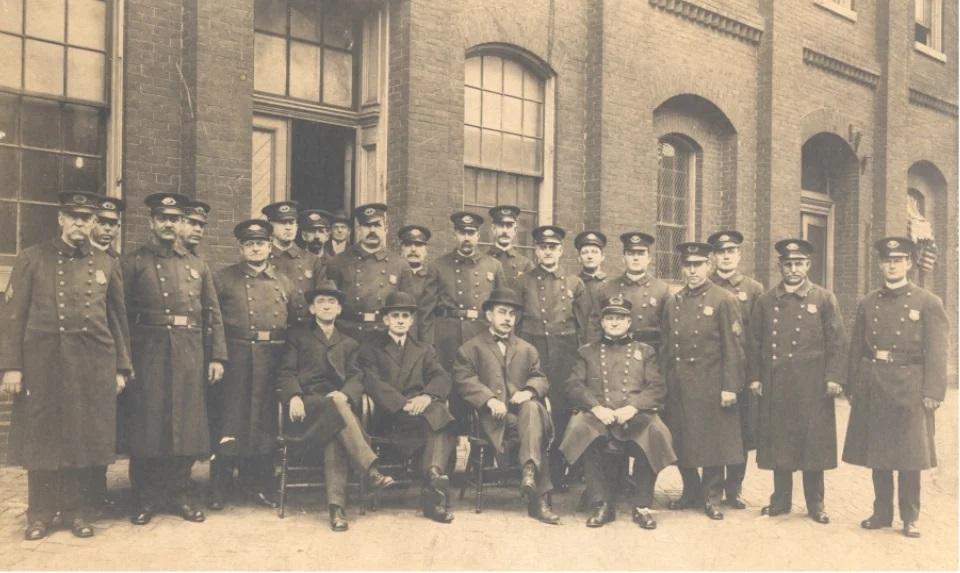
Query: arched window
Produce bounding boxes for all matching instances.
[656,137,697,280]
[463,53,550,248]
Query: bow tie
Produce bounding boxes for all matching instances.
[602,335,631,346]
[493,335,509,345]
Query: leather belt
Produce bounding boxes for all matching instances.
[132,312,198,328]
[225,326,286,343]
[869,349,922,365]
[435,307,481,320]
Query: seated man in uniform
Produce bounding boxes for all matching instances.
[453,288,560,524]
[560,295,676,529]
[357,291,457,523]
[276,281,394,532]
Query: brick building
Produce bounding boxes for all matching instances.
[0,0,957,452]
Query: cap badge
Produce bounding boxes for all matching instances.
[74,194,87,204]
[543,229,554,237]
[587,233,596,240]
[249,224,262,232]
[686,245,699,253]
[161,196,176,206]
[630,235,641,243]
[718,234,730,242]
[279,205,291,213]
[786,242,799,251]
[309,213,321,221]
[102,201,116,210]
[610,294,624,306]
[364,207,375,216]
[887,240,898,249]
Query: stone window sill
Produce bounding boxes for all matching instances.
[814,0,857,23]
[914,42,947,63]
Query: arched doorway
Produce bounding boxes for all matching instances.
[907,161,948,295]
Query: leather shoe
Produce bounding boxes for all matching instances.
[528,495,561,525]
[724,494,747,509]
[809,511,830,524]
[668,497,699,510]
[24,521,47,541]
[761,504,791,517]
[632,506,657,530]
[585,502,615,528]
[250,491,278,509]
[520,462,537,498]
[902,521,921,538]
[130,505,155,525]
[178,504,205,522]
[329,505,348,532]
[861,515,892,529]
[367,467,395,491]
[207,496,225,511]
[423,502,455,524]
[71,518,94,538]
[705,504,724,520]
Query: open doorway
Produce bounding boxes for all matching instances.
[290,121,354,213]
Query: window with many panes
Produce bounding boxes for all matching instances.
[254,0,356,108]
[915,0,943,53]
[463,54,546,249]
[655,137,698,281]
[0,0,109,262]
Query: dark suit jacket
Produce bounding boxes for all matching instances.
[357,331,454,431]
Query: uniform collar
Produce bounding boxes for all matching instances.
[776,278,813,299]
[146,236,189,258]
[54,237,91,258]
[881,280,912,297]
[488,245,518,258]
[350,243,387,261]
[271,242,303,258]
[241,262,276,279]
[452,249,480,264]
[408,263,428,276]
[535,264,563,279]
[680,280,712,298]
[711,270,743,287]
[581,269,606,281]
[601,335,631,346]
[621,272,650,287]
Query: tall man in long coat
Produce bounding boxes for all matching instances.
[560,295,677,530]
[662,242,745,521]
[2,191,131,541]
[486,205,535,289]
[357,291,457,523]
[119,192,226,526]
[453,288,560,524]
[707,230,765,509]
[575,230,610,313]
[515,225,594,489]
[277,281,394,532]
[747,238,846,524]
[843,237,948,538]
[398,225,440,344]
[264,201,326,328]
[208,220,293,510]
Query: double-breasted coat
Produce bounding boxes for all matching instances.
[559,339,677,473]
[2,239,132,470]
[597,272,670,345]
[842,283,948,471]
[268,243,326,327]
[747,280,847,471]
[118,239,227,458]
[404,264,440,344]
[453,331,552,453]
[276,324,364,447]
[579,270,610,319]
[487,246,535,290]
[325,244,414,338]
[211,262,293,457]
[711,270,765,451]
[661,281,745,468]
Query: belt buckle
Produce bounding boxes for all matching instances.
[256,330,271,341]
[466,309,479,319]
[362,312,377,322]
[875,350,891,362]
[173,316,188,326]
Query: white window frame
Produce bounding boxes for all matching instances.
[800,190,835,290]
[914,0,945,62]
[814,0,857,23]
[655,136,699,283]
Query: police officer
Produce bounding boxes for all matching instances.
[747,238,846,524]
[2,191,132,541]
[325,203,413,339]
[119,192,226,526]
[432,212,506,373]
[326,209,353,256]
[706,230,764,510]
[560,295,677,529]
[178,200,210,254]
[486,205,535,289]
[398,224,440,344]
[661,242,745,521]
[515,225,594,489]
[208,220,293,510]
[597,232,671,346]
[299,209,333,259]
[843,237,948,538]
[263,201,326,328]
[575,230,610,313]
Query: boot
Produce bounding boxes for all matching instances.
[528,494,560,525]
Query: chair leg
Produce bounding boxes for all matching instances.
[475,444,484,514]
[278,444,288,519]
[358,468,367,516]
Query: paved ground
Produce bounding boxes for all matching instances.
[0,393,956,571]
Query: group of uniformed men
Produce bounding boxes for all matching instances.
[0,190,947,541]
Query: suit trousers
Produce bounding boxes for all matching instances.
[503,400,553,495]
[82,465,109,505]
[323,397,377,508]
[583,441,657,508]
[771,470,824,514]
[27,468,89,524]
[724,462,746,498]
[130,456,195,508]
[872,469,921,523]
[375,411,456,477]
[678,466,725,506]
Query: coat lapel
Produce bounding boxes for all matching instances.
[397,339,424,390]
[324,328,346,381]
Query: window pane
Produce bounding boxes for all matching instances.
[24,39,64,95]
[21,149,60,201]
[20,201,58,249]
[479,129,501,169]
[67,48,105,102]
[289,41,320,101]
[0,0,23,34]
[463,125,480,165]
[464,56,481,88]
[524,70,543,102]
[289,0,320,41]
[521,137,541,174]
[254,0,286,34]
[322,48,352,107]
[481,91,500,129]
[254,33,286,94]
[25,0,64,42]
[502,95,522,134]
[517,211,536,246]
[21,97,60,149]
[477,169,497,206]
[0,32,22,90]
[503,59,523,97]
[501,133,522,172]
[517,176,536,209]
[67,0,105,50]
[0,200,15,253]
[464,86,481,126]
[498,172,518,205]
[522,100,541,137]
[481,56,501,92]
[463,166,477,204]
[0,147,18,198]
[323,3,353,49]
[63,103,102,154]
[62,154,100,191]
[0,92,19,144]
[362,13,379,103]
